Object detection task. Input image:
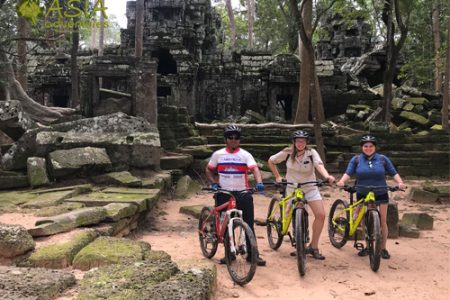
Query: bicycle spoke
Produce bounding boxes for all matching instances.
[198,207,218,258]
[267,197,283,250]
[225,219,257,286]
[328,199,349,249]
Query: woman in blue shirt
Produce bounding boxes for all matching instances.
[337,135,406,259]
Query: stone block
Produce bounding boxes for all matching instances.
[398,224,420,238]
[401,212,433,230]
[0,224,35,258]
[27,157,50,187]
[48,147,112,178]
[387,200,399,238]
[408,188,440,204]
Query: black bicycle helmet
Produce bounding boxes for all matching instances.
[223,124,242,138]
[291,130,309,140]
[360,135,377,146]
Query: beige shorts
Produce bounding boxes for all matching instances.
[286,186,322,202]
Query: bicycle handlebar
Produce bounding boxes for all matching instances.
[263,180,326,188]
[342,185,406,193]
[202,187,257,194]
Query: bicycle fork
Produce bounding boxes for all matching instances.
[289,208,310,247]
[227,209,245,255]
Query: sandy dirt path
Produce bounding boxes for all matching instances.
[0,180,448,299]
[136,180,450,300]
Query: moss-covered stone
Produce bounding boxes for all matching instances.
[174,175,201,199]
[399,111,429,126]
[104,203,138,221]
[72,237,152,271]
[65,190,160,212]
[22,190,79,209]
[26,230,98,268]
[144,259,216,300]
[0,224,35,258]
[35,202,85,217]
[92,171,142,187]
[0,266,76,300]
[76,258,178,299]
[29,207,107,237]
[179,205,205,219]
[27,157,50,187]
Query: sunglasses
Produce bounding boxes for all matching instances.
[227,136,240,140]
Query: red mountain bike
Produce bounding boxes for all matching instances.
[198,188,258,286]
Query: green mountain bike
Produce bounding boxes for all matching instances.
[266,180,325,276]
[328,185,403,272]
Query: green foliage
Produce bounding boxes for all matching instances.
[254,0,291,53]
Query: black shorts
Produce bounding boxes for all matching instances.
[356,193,389,205]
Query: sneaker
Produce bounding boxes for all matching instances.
[256,256,266,267]
[358,248,369,257]
[219,254,236,264]
[306,246,325,260]
[381,249,390,259]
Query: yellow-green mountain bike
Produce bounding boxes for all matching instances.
[266,180,325,276]
[328,185,403,272]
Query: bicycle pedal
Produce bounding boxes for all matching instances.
[354,242,365,251]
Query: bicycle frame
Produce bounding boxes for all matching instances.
[269,188,305,236]
[268,180,322,236]
[346,191,376,237]
[204,190,248,254]
[331,186,386,239]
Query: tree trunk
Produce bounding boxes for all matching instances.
[294,0,312,124]
[288,0,326,163]
[225,0,236,50]
[382,0,408,124]
[135,0,144,57]
[0,50,75,124]
[246,0,255,49]
[90,12,97,49]
[432,0,443,93]
[442,9,449,132]
[71,22,80,108]
[382,0,394,123]
[98,2,105,57]
[17,16,28,91]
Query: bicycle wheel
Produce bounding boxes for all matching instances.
[224,219,257,286]
[266,197,283,250]
[294,208,306,276]
[198,206,218,258]
[366,210,381,272]
[328,199,350,248]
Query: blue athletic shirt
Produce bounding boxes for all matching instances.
[344,153,398,196]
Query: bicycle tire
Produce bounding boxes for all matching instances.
[328,199,350,248]
[266,197,283,250]
[295,208,306,276]
[367,209,381,272]
[224,219,257,286]
[198,206,218,258]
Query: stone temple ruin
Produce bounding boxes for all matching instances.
[0,1,449,299]
[1,0,448,188]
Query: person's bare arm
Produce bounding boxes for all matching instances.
[205,166,218,184]
[315,163,335,184]
[393,174,406,190]
[268,159,283,182]
[251,167,263,184]
[337,173,351,187]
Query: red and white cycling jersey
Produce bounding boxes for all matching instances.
[207,147,258,191]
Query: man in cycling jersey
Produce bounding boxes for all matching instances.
[205,124,266,266]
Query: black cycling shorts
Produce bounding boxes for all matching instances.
[356,193,389,205]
